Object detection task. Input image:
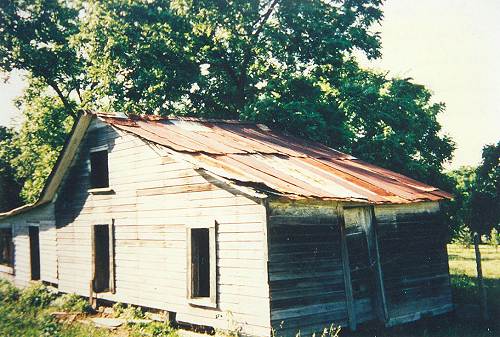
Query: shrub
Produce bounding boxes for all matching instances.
[19,282,57,308]
[41,315,61,337]
[452,225,473,247]
[117,304,144,320]
[490,228,499,251]
[0,279,20,303]
[112,302,125,318]
[53,293,92,313]
[131,321,178,337]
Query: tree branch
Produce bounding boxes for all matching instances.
[47,80,77,119]
[252,0,279,37]
[76,87,83,104]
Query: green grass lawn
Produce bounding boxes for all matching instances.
[448,244,500,324]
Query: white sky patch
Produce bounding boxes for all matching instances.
[255,80,268,90]
[200,63,210,76]
[189,82,200,93]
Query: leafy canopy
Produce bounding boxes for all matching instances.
[447,142,500,238]
[0,0,455,203]
[5,81,74,203]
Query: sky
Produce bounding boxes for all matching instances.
[0,0,499,169]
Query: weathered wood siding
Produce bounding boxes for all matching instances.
[0,203,57,287]
[374,202,453,326]
[342,207,380,326]
[267,201,348,337]
[54,120,271,336]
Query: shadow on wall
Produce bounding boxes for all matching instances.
[55,126,119,228]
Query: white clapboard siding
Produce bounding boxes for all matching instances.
[39,220,58,284]
[0,203,56,287]
[54,120,272,336]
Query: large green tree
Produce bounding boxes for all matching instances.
[0,0,83,116]
[470,142,500,236]
[447,142,500,239]
[6,81,73,203]
[0,0,455,203]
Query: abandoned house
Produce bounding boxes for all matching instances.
[0,113,454,336]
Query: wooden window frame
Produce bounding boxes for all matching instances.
[0,224,14,274]
[88,145,112,193]
[186,221,217,308]
[91,220,116,294]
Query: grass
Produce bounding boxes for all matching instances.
[0,281,177,337]
[0,244,498,337]
[448,244,500,323]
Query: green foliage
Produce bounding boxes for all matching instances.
[451,224,473,247]
[6,82,74,203]
[19,282,57,308]
[490,228,499,250]
[130,321,178,337]
[469,141,500,236]
[244,60,455,186]
[77,0,382,117]
[447,142,500,241]
[0,279,20,303]
[116,304,144,320]
[0,127,22,212]
[111,301,126,317]
[0,0,84,115]
[52,293,92,313]
[0,0,455,204]
[0,295,110,337]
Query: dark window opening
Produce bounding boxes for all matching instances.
[191,228,210,298]
[90,150,109,189]
[29,226,40,280]
[93,225,110,293]
[0,228,13,267]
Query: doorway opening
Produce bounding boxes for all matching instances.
[93,225,110,293]
[29,226,40,281]
[190,228,210,298]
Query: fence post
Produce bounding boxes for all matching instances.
[473,232,489,321]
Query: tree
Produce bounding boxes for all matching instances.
[7,81,74,203]
[446,142,499,322]
[446,166,477,241]
[77,1,452,184]
[470,141,499,322]
[75,0,383,116]
[244,60,454,186]
[0,126,22,211]
[0,0,84,117]
[0,0,455,203]
[469,141,500,236]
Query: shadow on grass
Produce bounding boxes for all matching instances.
[340,314,496,337]
[448,254,498,261]
[451,274,500,319]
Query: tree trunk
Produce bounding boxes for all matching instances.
[473,232,489,321]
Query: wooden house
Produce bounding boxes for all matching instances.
[0,113,453,336]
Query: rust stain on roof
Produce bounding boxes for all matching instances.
[97,114,452,204]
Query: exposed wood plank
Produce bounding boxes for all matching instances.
[340,215,356,331]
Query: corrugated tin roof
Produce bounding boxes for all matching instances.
[99,114,451,204]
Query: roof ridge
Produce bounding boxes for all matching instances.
[93,112,260,125]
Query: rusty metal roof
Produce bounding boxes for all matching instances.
[99,114,452,204]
